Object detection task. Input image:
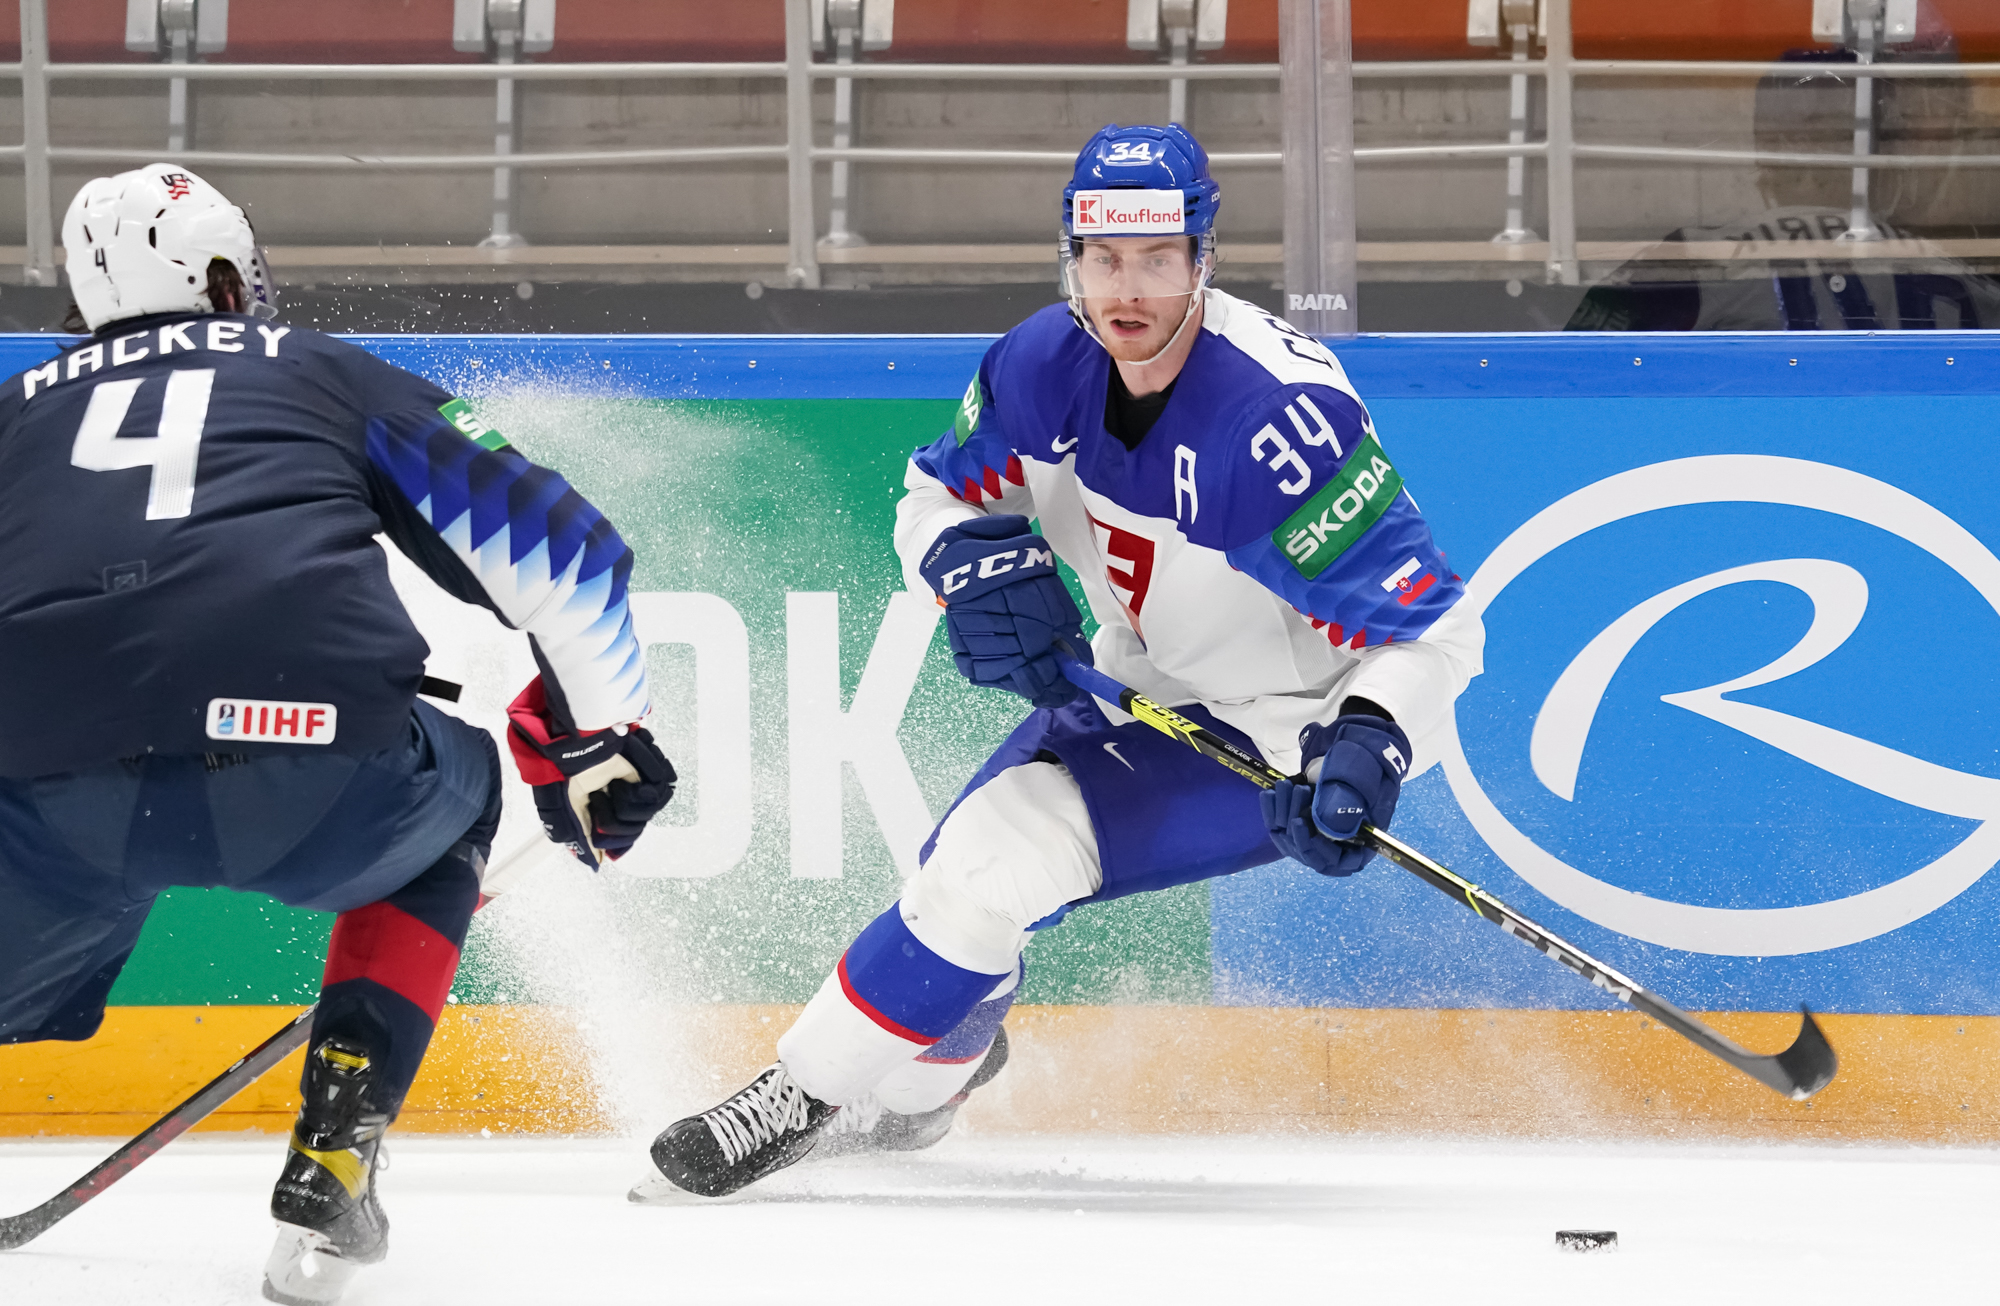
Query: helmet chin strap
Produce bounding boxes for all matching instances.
[1123,285,1205,368]
[1070,258,1212,368]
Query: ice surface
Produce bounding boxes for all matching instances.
[1,1133,1992,1304]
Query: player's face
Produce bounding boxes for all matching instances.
[1077,238,1200,361]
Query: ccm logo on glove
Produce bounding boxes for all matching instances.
[1259,712,1413,877]
[935,547,1057,595]
[919,514,1087,712]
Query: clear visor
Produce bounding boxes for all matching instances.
[1061,234,1207,301]
[247,243,280,320]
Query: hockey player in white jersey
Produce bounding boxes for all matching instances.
[639,123,1484,1199]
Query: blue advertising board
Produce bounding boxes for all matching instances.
[3,327,1994,1017]
[1221,340,2000,1016]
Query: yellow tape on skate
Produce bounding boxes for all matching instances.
[287,1138,369,1199]
[3,1005,1998,1143]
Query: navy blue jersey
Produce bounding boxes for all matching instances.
[0,313,648,778]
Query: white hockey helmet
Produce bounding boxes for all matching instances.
[62,163,276,332]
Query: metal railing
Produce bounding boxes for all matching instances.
[6,0,1999,289]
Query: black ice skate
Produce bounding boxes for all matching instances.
[262,1039,392,1306]
[633,1064,837,1201]
[816,1025,1010,1158]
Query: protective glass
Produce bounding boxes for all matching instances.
[1061,235,1205,301]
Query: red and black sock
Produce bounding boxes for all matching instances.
[307,850,482,1119]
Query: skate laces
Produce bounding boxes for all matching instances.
[701,1067,818,1165]
[819,1094,883,1139]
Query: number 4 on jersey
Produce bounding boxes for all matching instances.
[70,369,216,520]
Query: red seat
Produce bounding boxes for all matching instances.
[546,0,785,62]
[213,0,476,64]
[0,0,1990,69]
[1575,0,1997,60]
[852,1,1158,63]
[0,0,473,64]
[0,0,148,62]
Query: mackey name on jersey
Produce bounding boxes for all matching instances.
[23,319,294,398]
[205,698,338,745]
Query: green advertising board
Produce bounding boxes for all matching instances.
[105,388,1209,1013]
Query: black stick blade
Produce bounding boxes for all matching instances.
[1723,1005,1838,1101]
[0,1204,65,1252]
[1772,1005,1838,1101]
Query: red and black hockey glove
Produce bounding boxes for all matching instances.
[507,676,677,868]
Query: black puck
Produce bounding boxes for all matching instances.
[1555,1229,1617,1253]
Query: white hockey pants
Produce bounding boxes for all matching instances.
[777,760,1102,1108]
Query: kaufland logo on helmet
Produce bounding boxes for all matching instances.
[1072,190,1186,235]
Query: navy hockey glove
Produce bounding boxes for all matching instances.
[1260,712,1413,877]
[507,676,677,869]
[919,513,1086,711]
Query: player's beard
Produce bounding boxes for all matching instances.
[1086,293,1198,365]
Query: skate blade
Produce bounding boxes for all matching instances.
[262,1223,363,1305]
[626,1169,744,1206]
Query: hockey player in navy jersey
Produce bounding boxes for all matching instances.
[639,124,1484,1199]
[0,165,674,1302]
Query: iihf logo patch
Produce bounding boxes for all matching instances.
[206,698,338,744]
[162,172,193,200]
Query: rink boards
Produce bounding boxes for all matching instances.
[3,328,1999,1140]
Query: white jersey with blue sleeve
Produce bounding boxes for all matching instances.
[895,288,1484,776]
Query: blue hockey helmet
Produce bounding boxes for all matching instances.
[1059,124,1220,361]
[1061,123,1221,238]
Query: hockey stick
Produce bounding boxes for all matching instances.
[0,834,557,1251]
[1050,649,1838,1102]
[0,1005,315,1251]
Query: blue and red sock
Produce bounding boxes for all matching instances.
[838,906,1004,1046]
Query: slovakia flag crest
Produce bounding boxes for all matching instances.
[1381,557,1436,606]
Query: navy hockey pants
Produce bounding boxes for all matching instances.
[0,700,499,1115]
[918,694,1282,905]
